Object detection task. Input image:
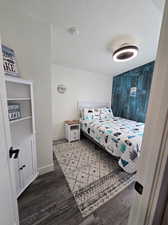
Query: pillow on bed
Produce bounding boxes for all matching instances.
[100,107,114,120]
[83,108,95,120]
[94,108,101,119]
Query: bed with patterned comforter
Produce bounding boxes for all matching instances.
[81,117,144,174]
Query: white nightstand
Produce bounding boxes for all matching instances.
[64,120,80,142]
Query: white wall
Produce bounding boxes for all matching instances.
[0,11,53,174]
[52,64,112,140]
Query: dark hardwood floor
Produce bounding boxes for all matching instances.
[18,153,134,225]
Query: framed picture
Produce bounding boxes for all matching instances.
[2,45,20,77]
[8,104,21,121]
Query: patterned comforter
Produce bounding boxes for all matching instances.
[81,117,144,174]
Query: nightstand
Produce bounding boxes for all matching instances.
[64,120,80,142]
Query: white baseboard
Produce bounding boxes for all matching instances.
[17,173,39,198]
[53,137,65,141]
[38,163,54,175]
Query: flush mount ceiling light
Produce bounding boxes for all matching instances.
[113,44,139,62]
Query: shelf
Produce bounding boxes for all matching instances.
[8,98,31,101]
[5,76,32,85]
[10,116,32,124]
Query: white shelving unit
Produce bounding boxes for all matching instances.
[5,76,38,197]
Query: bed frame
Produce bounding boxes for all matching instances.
[81,130,120,160]
[78,101,119,159]
[80,129,105,149]
[78,100,109,146]
[78,101,110,110]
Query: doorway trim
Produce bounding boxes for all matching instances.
[128,0,168,224]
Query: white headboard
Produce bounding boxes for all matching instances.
[78,101,110,110]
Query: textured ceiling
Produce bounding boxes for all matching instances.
[0,0,165,76]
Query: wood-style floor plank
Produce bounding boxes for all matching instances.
[18,153,134,225]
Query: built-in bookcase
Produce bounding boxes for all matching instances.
[5,76,38,197]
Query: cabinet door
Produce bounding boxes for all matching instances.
[16,137,34,195]
[12,143,23,196]
[21,137,34,189]
[14,158,22,196]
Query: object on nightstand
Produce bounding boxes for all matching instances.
[64,120,80,142]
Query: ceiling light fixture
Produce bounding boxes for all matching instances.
[113,44,139,62]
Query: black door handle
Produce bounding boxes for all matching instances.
[9,147,20,159]
[19,165,26,170]
[135,181,143,195]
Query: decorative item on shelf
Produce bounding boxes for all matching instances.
[2,45,20,77]
[8,103,21,121]
[57,84,66,94]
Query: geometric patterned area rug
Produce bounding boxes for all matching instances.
[53,139,135,217]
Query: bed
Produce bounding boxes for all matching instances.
[79,102,144,174]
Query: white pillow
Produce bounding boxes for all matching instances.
[94,108,101,119]
[83,108,94,120]
[100,107,114,120]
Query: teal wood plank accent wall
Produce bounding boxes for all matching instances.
[112,61,154,122]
